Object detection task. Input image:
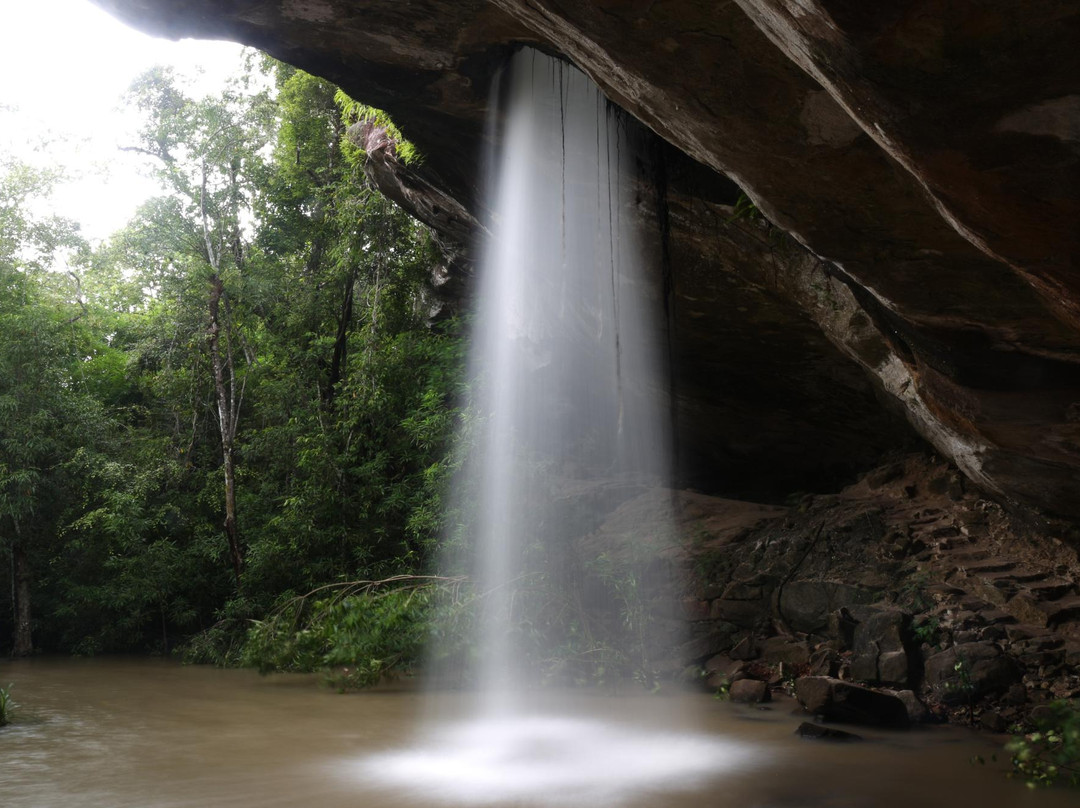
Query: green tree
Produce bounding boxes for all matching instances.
[237,66,461,592]
[122,66,275,585]
[0,160,103,656]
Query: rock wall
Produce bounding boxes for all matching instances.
[89,0,1080,515]
[664,452,1080,725]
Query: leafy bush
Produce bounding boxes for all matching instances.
[911,615,940,646]
[241,576,470,689]
[1008,700,1080,788]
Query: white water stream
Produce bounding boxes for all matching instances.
[467,48,671,706]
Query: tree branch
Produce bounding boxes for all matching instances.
[64,272,88,325]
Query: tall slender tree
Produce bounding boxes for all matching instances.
[123,67,274,585]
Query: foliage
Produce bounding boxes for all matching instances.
[911,614,940,646]
[1008,701,1080,788]
[712,676,731,701]
[0,58,464,662]
[724,193,761,225]
[179,619,250,667]
[241,576,469,689]
[0,684,12,726]
[0,159,109,656]
[334,89,420,165]
[587,555,661,690]
[945,655,977,725]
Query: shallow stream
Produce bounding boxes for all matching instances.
[0,658,1071,807]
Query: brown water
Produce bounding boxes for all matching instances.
[0,658,1070,807]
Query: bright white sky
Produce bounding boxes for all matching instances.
[0,0,249,244]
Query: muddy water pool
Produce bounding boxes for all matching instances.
[0,658,1069,807]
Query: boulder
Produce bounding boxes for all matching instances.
[853,607,909,654]
[681,598,712,621]
[711,598,769,627]
[703,653,734,674]
[828,608,860,649]
[1003,683,1029,706]
[795,676,910,728]
[703,653,740,689]
[729,679,771,704]
[675,622,737,662]
[808,647,841,678]
[924,642,1020,703]
[850,607,915,686]
[885,689,932,724]
[878,651,912,686]
[704,671,729,690]
[721,581,765,601]
[1065,643,1080,667]
[727,661,752,683]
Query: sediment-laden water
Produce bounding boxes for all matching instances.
[1,658,1070,808]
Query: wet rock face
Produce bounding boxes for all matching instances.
[90,0,1080,512]
[479,2,1080,512]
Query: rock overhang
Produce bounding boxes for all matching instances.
[88,0,1080,514]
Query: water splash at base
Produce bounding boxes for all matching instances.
[352,711,758,807]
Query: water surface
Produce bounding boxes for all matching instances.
[1,658,1070,807]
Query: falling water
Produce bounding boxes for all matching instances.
[468,48,672,709]
[355,49,754,806]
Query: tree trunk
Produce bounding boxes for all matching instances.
[12,541,32,657]
[208,273,243,585]
[324,266,357,408]
[222,444,241,583]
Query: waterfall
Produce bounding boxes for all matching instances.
[466,48,672,709]
[354,49,754,807]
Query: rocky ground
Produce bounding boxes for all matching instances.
[590,452,1080,733]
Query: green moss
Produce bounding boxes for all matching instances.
[335,90,421,165]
